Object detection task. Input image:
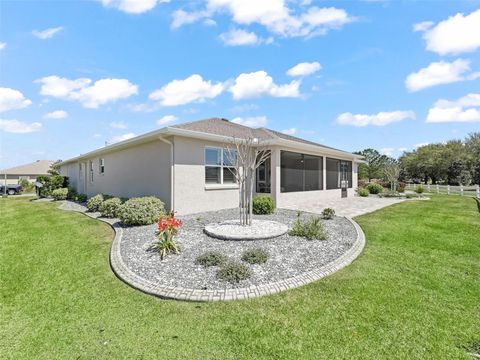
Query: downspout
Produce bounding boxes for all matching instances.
[158,136,174,212]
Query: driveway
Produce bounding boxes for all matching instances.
[282,196,404,218]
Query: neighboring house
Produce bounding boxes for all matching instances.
[59,118,363,215]
[0,160,55,184]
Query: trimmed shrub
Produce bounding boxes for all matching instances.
[357,188,369,197]
[52,188,68,201]
[322,208,335,220]
[37,175,69,198]
[118,196,165,226]
[252,195,275,215]
[217,261,252,283]
[195,251,228,267]
[241,248,268,264]
[86,194,104,212]
[289,215,327,240]
[415,185,425,194]
[75,194,87,203]
[366,183,384,194]
[99,197,123,218]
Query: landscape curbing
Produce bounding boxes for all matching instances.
[59,201,366,302]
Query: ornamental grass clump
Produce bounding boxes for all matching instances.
[195,251,227,267]
[152,214,182,260]
[322,208,335,220]
[118,196,164,226]
[289,214,327,240]
[217,261,252,283]
[241,248,268,264]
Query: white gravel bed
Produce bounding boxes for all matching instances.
[120,208,357,290]
[204,219,288,240]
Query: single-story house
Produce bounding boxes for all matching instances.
[0,160,55,184]
[59,118,364,215]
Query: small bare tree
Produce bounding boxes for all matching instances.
[224,138,270,226]
[383,160,401,191]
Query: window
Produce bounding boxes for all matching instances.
[89,161,94,183]
[205,147,236,185]
[280,151,323,192]
[326,158,352,189]
[99,158,105,174]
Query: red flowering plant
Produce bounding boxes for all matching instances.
[153,211,183,260]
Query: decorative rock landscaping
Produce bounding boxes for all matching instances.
[204,219,288,240]
[60,202,365,302]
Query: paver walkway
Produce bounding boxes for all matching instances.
[282,195,404,218]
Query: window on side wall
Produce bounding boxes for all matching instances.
[89,161,94,183]
[205,147,237,185]
[99,158,105,174]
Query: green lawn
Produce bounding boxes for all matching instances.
[1,196,479,359]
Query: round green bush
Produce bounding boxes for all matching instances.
[99,197,123,218]
[118,196,165,226]
[195,251,227,267]
[252,195,275,215]
[86,194,104,212]
[366,183,384,194]
[75,194,88,203]
[357,188,369,197]
[52,188,68,201]
[415,185,425,194]
[321,208,335,220]
[217,261,252,283]
[241,248,268,264]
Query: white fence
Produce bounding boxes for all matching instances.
[406,183,480,199]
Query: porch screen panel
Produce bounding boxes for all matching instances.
[304,155,322,191]
[281,151,323,192]
[326,158,353,189]
[281,151,303,192]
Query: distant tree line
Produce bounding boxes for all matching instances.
[355,132,480,186]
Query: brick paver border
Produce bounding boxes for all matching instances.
[60,202,366,302]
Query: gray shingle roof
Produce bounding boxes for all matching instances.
[172,118,352,155]
[0,160,55,175]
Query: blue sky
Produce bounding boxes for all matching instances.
[1,0,479,168]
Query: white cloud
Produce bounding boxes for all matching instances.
[405,59,480,92]
[36,76,138,108]
[414,142,429,148]
[232,116,268,127]
[230,103,259,112]
[230,71,301,100]
[93,133,102,138]
[0,88,32,112]
[219,29,272,46]
[110,121,128,129]
[157,115,178,125]
[109,132,136,143]
[149,74,224,106]
[419,9,480,55]
[0,119,42,133]
[0,42,6,50]
[412,21,433,32]
[281,127,297,135]
[336,110,415,126]
[44,110,68,119]
[287,61,321,77]
[203,19,217,26]
[172,9,210,29]
[174,1,354,39]
[380,147,395,156]
[100,0,168,14]
[426,93,480,123]
[32,26,63,40]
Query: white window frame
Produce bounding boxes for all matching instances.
[204,146,236,186]
[99,158,105,175]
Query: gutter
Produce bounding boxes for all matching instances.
[158,136,174,212]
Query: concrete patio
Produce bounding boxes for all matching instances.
[282,195,405,218]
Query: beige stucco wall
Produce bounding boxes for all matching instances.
[172,136,239,215]
[60,140,172,209]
